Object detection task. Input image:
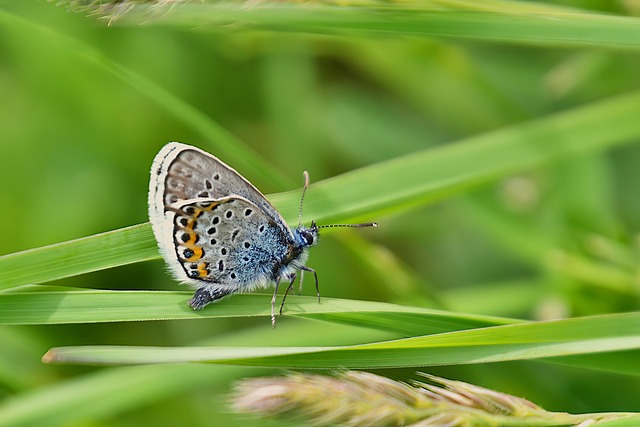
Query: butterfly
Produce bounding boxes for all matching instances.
[148,142,377,326]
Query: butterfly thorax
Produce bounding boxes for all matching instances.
[268,224,316,285]
[282,223,317,261]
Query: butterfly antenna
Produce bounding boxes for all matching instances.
[298,171,310,228]
[298,171,377,230]
[317,222,378,229]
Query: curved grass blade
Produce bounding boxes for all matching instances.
[269,89,640,224]
[593,417,640,427]
[0,224,156,290]
[0,319,395,427]
[43,312,640,375]
[112,3,640,50]
[0,8,291,189]
[0,290,510,334]
[0,364,237,427]
[3,90,640,290]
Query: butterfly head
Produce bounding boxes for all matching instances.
[294,220,319,249]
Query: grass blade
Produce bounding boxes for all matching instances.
[3,90,640,290]
[0,224,156,290]
[112,3,640,50]
[0,364,236,427]
[0,291,509,334]
[43,313,640,374]
[0,320,396,427]
[0,8,291,189]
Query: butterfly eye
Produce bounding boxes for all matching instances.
[301,231,314,246]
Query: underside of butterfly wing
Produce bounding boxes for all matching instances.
[169,197,301,293]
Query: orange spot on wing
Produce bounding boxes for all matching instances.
[185,246,203,262]
[197,262,209,278]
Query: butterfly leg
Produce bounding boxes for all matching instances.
[189,287,231,310]
[300,265,320,303]
[297,270,305,295]
[271,279,281,328]
[279,274,297,317]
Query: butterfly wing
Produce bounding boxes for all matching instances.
[148,142,295,272]
[168,196,297,292]
[149,142,291,234]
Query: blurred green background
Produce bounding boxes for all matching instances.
[2,1,640,426]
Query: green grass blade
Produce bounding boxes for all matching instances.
[0,321,393,427]
[113,4,640,50]
[285,90,640,224]
[2,90,640,290]
[0,224,156,290]
[0,364,237,427]
[589,417,640,427]
[43,313,640,374]
[460,196,640,295]
[0,291,509,333]
[0,9,291,189]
